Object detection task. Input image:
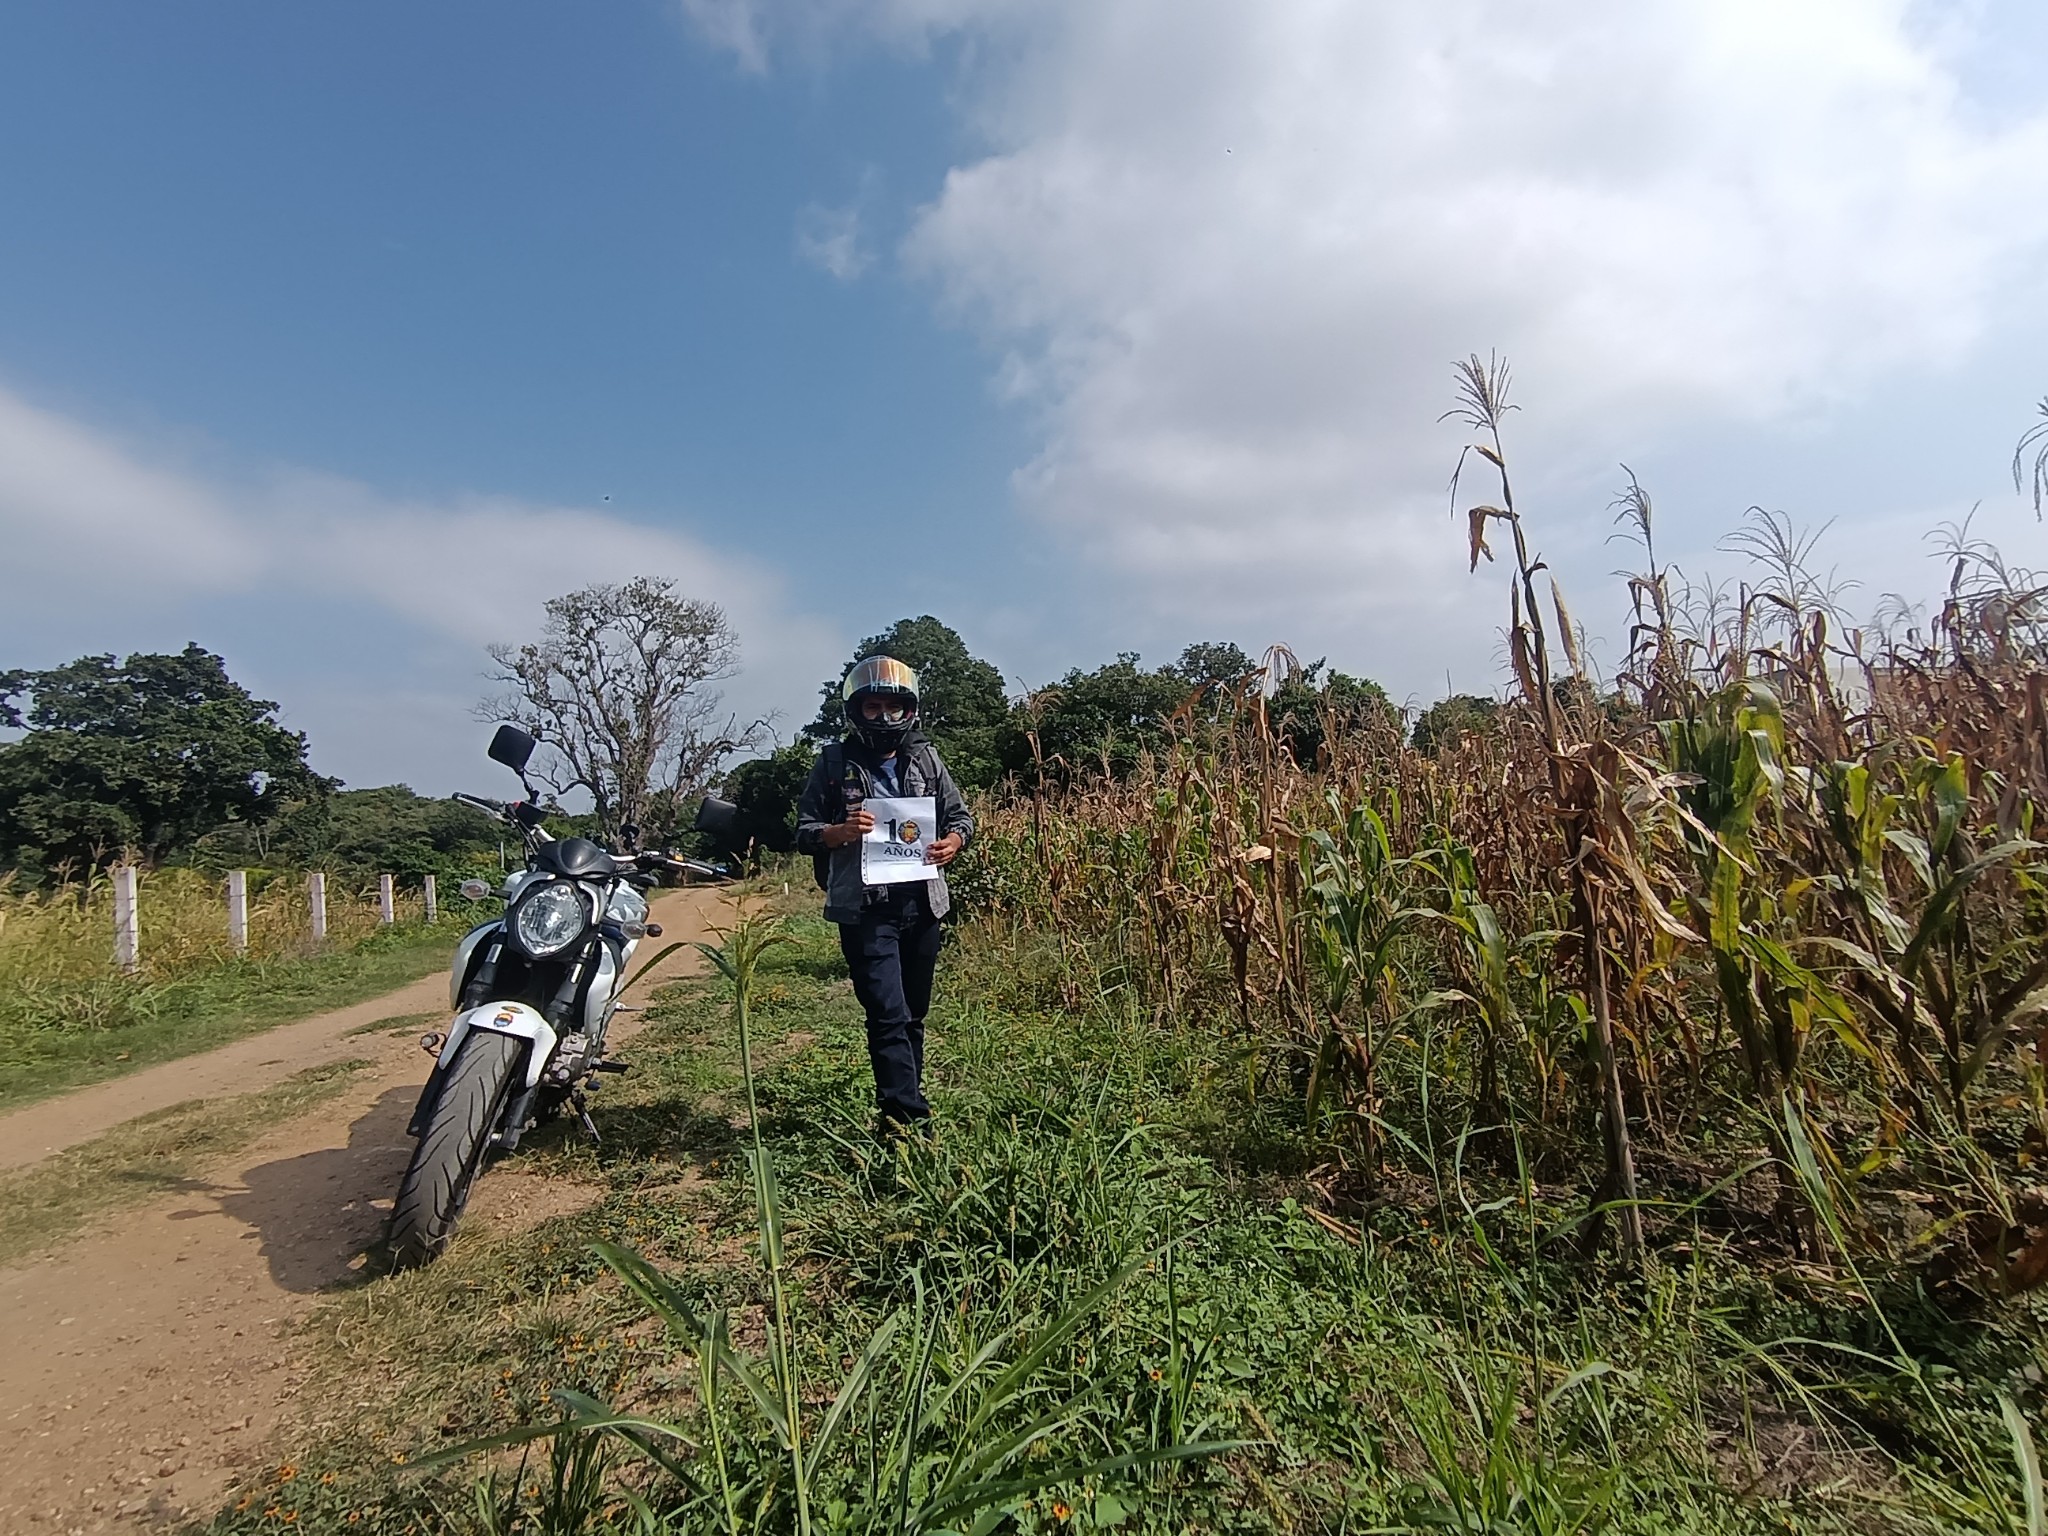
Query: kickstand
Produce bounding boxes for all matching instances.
[571,1090,601,1144]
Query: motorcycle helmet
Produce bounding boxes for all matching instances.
[842,655,921,752]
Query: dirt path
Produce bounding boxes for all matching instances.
[0,885,738,1533]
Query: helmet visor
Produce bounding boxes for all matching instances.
[842,655,920,704]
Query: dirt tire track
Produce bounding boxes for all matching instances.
[0,884,737,1532]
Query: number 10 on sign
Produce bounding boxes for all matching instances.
[860,795,938,886]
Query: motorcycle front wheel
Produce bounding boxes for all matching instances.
[387,1030,525,1268]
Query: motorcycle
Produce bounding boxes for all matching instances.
[387,723,719,1267]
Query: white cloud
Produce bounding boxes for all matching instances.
[689,0,2048,687]
[796,200,872,281]
[0,381,834,787]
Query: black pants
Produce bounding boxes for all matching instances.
[839,893,941,1122]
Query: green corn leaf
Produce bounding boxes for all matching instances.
[2002,1393,2046,1536]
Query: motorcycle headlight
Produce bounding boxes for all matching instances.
[513,881,589,957]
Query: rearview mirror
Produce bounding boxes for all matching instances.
[487,724,537,774]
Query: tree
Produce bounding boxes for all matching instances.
[1165,641,1257,691]
[485,578,759,839]
[0,644,323,875]
[711,741,819,857]
[1016,653,1188,782]
[805,616,1011,790]
[204,785,508,882]
[1410,693,1502,755]
[1269,661,1394,765]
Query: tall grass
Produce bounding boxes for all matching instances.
[424,915,1239,1534]
[0,865,418,987]
[0,867,481,1105]
[226,900,2029,1533]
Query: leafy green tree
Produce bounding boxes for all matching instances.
[1411,693,1501,755]
[0,644,324,875]
[806,616,1011,790]
[1015,653,1189,782]
[218,785,506,882]
[713,741,819,856]
[1270,661,1394,765]
[1166,641,1257,691]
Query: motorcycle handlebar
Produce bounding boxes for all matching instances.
[452,791,507,818]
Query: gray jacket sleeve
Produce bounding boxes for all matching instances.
[794,752,837,856]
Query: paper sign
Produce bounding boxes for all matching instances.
[859,796,939,886]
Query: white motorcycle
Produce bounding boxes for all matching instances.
[387,724,711,1267]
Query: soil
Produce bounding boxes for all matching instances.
[0,885,739,1533]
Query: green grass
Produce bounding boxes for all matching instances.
[344,1009,442,1038]
[0,1057,371,1267]
[0,920,463,1112]
[188,905,2045,1535]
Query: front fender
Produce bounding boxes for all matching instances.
[438,1001,559,1090]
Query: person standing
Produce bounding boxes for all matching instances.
[795,656,973,1130]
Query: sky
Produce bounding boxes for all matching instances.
[3,0,2045,794]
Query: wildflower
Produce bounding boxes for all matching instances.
[320,1472,336,1486]
[277,1464,298,1483]
[1052,1499,1073,1521]
[1148,1368,1163,1382]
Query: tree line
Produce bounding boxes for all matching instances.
[0,592,1501,882]
[713,615,1499,858]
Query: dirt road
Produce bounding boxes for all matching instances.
[0,885,736,1533]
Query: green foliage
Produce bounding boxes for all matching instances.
[240,901,2044,1534]
[1017,652,1189,782]
[1410,692,1501,755]
[1269,662,1393,766]
[422,915,1236,1534]
[199,783,506,882]
[0,643,324,876]
[1164,641,1258,691]
[713,742,819,856]
[806,616,1011,789]
[0,916,468,1109]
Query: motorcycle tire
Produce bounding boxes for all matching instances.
[388,1030,525,1268]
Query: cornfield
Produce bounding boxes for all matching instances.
[968,356,2048,1291]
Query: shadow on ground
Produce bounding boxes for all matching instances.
[216,1084,418,1292]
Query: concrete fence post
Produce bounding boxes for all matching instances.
[112,864,139,973]
[379,873,396,925]
[227,870,249,955]
[308,871,327,942]
[423,873,437,924]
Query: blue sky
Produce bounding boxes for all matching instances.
[4,1,2046,792]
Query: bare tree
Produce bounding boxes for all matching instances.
[484,578,761,839]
